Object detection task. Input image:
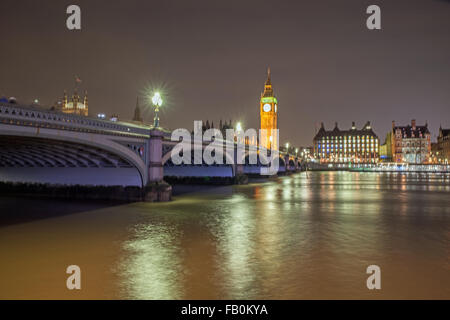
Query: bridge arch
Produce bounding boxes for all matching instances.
[0,126,148,186]
[288,159,296,168]
[162,144,235,177]
[278,157,286,173]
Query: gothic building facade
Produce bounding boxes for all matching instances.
[54,90,88,116]
[260,68,278,150]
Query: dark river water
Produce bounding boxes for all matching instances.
[1,171,450,299]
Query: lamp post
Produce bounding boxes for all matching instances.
[151,92,163,128]
[235,122,243,144]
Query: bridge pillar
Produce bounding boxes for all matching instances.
[285,154,291,172]
[236,163,244,175]
[144,129,172,202]
[148,129,164,182]
[234,163,248,184]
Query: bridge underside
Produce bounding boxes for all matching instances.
[162,155,290,178]
[163,158,233,177]
[0,136,142,186]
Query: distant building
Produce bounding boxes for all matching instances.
[298,146,313,162]
[313,121,379,164]
[198,119,231,135]
[389,120,431,164]
[132,97,143,123]
[198,120,257,145]
[379,143,388,161]
[434,126,450,164]
[54,90,88,116]
[430,142,440,164]
[379,131,394,162]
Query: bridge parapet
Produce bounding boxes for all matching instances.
[0,103,151,138]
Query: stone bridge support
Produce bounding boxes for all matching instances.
[148,129,164,183]
[295,158,299,171]
[284,154,291,172]
[144,129,172,202]
[234,163,248,184]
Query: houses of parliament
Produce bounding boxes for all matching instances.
[53,89,88,117]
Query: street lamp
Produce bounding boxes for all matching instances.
[235,122,243,144]
[151,92,163,127]
[286,142,289,152]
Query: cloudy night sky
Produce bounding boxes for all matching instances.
[1,0,449,146]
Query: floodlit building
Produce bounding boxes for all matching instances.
[433,126,450,164]
[313,121,379,164]
[379,131,394,162]
[260,68,278,150]
[54,89,88,116]
[389,120,431,164]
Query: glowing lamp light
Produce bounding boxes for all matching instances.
[236,122,242,132]
[152,92,163,107]
[151,92,163,127]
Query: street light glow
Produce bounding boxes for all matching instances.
[152,92,163,107]
[151,92,163,127]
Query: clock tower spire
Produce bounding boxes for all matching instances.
[260,67,278,150]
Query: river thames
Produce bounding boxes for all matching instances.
[0,171,449,299]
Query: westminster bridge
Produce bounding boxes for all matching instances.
[0,102,302,188]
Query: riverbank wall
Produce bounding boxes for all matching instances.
[0,181,172,202]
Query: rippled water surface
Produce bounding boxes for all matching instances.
[1,172,450,299]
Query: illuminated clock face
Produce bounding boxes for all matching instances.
[263,103,271,112]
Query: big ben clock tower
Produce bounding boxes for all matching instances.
[260,67,278,150]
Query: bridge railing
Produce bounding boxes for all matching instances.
[0,102,151,138]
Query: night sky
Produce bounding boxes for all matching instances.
[1,0,449,146]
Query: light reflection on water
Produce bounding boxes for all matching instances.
[1,172,450,299]
[119,223,184,299]
[116,172,450,299]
